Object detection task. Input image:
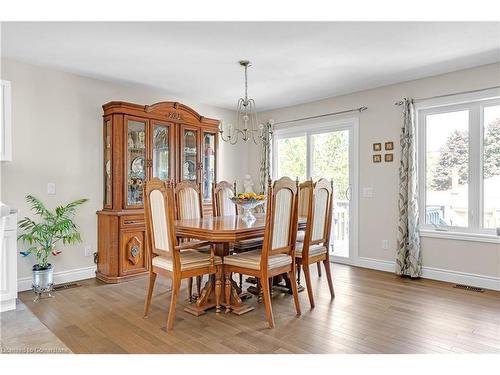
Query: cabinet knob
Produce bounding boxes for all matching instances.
[131,246,140,257]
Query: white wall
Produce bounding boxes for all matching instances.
[0,58,248,280]
[259,63,500,282]
[2,58,499,288]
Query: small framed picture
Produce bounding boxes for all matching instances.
[385,141,394,151]
[385,153,394,162]
[373,154,382,163]
[373,143,382,152]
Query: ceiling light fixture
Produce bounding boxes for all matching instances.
[219,60,270,145]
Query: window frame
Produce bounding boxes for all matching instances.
[416,87,500,242]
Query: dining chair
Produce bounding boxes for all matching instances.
[143,178,222,330]
[297,179,322,280]
[223,176,301,328]
[214,181,265,252]
[297,179,311,243]
[212,180,264,289]
[174,180,209,301]
[295,178,335,308]
[212,180,237,217]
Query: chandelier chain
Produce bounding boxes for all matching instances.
[244,63,248,105]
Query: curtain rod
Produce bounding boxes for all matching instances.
[394,85,500,106]
[271,106,367,126]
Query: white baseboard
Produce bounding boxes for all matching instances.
[421,266,500,292]
[17,266,97,292]
[0,299,16,312]
[355,257,395,273]
[339,256,500,291]
[15,259,500,293]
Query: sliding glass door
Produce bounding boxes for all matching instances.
[273,119,358,261]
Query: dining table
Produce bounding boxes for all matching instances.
[175,213,306,317]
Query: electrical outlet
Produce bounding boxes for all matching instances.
[84,245,93,257]
[381,240,389,250]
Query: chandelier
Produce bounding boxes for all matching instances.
[219,60,270,145]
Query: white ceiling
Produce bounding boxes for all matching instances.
[2,22,500,110]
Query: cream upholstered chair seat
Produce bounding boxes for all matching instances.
[294,242,327,258]
[153,250,222,271]
[223,249,292,270]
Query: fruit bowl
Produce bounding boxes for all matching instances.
[231,193,266,225]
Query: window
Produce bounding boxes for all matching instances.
[417,89,500,239]
[272,118,358,259]
[275,135,307,181]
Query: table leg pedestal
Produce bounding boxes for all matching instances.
[231,277,253,300]
[184,275,217,316]
[223,274,254,315]
[184,273,254,316]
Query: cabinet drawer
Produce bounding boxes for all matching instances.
[119,215,145,228]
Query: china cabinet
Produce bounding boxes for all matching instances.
[96,101,219,283]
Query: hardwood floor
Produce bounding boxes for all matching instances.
[17,264,500,354]
[1,301,71,354]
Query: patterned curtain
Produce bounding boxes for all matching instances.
[259,121,273,194]
[396,98,422,277]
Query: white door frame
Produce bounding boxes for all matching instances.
[272,117,359,265]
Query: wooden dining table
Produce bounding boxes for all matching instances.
[175,213,306,317]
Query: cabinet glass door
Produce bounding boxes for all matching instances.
[104,118,112,208]
[152,123,170,181]
[182,128,198,182]
[126,119,147,206]
[202,132,216,201]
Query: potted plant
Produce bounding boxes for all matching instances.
[18,195,88,299]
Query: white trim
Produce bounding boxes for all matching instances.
[414,87,500,110]
[273,116,360,265]
[17,266,97,292]
[273,116,357,135]
[1,80,12,161]
[0,299,16,312]
[420,228,500,243]
[354,257,395,273]
[421,266,500,291]
[417,94,500,236]
[333,257,500,291]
